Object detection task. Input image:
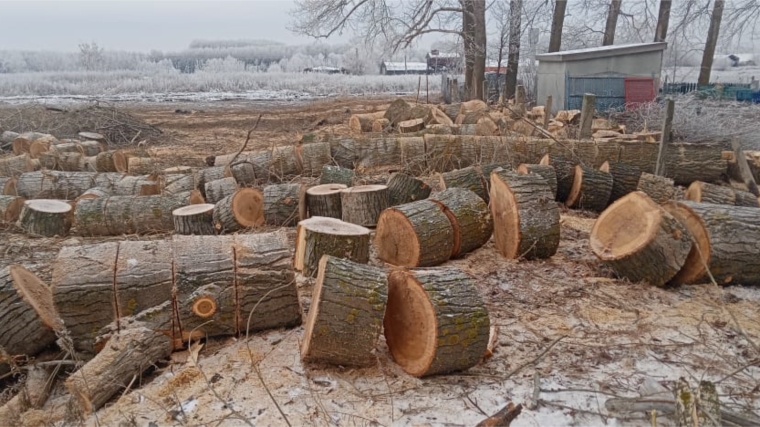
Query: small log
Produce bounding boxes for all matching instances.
[430,188,493,258]
[173,204,216,235]
[204,177,238,204]
[294,217,371,277]
[164,166,193,175]
[349,111,386,133]
[600,161,642,203]
[0,266,63,358]
[439,166,488,202]
[127,157,159,175]
[684,181,756,207]
[28,140,50,159]
[341,184,389,227]
[299,142,331,177]
[65,325,172,414]
[263,183,304,226]
[74,193,189,236]
[636,172,676,204]
[490,169,560,259]
[387,172,431,206]
[371,118,390,132]
[115,240,174,320]
[590,191,693,287]
[565,165,614,212]
[398,118,425,133]
[212,188,264,233]
[79,141,103,156]
[196,166,227,198]
[49,142,83,155]
[11,133,47,155]
[163,173,196,196]
[18,199,72,237]
[98,174,159,196]
[664,201,760,286]
[476,403,524,427]
[540,154,577,202]
[0,154,34,177]
[0,195,25,222]
[56,152,86,171]
[306,184,346,219]
[384,268,490,377]
[0,176,16,195]
[517,164,558,200]
[301,256,387,366]
[319,165,354,187]
[375,199,453,267]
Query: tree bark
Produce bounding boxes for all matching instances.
[463,1,475,100]
[18,199,73,237]
[0,176,16,196]
[504,0,523,100]
[114,240,174,322]
[93,150,127,173]
[549,0,567,52]
[471,0,487,101]
[127,157,159,175]
[602,0,622,46]
[108,175,160,196]
[590,191,693,286]
[301,256,387,366]
[299,142,332,177]
[204,177,238,204]
[384,268,490,377]
[294,217,371,277]
[517,164,558,200]
[306,183,347,219]
[212,188,264,233]
[349,112,386,133]
[319,165,354,186]
[698,0,724,87]
[224,161,256,186]
[636,172,676,204]
[566,165,613,212]
[340,184,389,227]
[387,172,431,206]
[74,193,188,236]
[0,195,25,223]
[399,137,427,175]
[654,0,671,42]
[173,204,217,235]
[263,183,304,226]
[163,173,196,196]
[196,166,227,198]
[358,137,403,171]
[439,166,488,202]
[430,188,493,258]
[0,154,34,177]
[539,154,577,202]
[600,161,642,203]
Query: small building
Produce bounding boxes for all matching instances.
[536,42,667,112]
[426,50,460,73]
[380,61,428,75]
[485,60,508,74]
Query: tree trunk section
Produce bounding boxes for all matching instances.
[18,199,72,237]
[127,157,159,175]
[115,240,173,321]
[399,137,427,175]
[294,217,371,278]
[349,112,386,133]
[602,0,622,46]
[439,166,488,202]
[78,141,103,157]
[517,164,558,200]
[471,0,487,101]
[109,175,160,196]
[163,173,196,196]
[372,118,391,132]
[375,199,453,267]
[600,161,642,202]
[224,161,256,186]
[320,165,354,187]
[490,168,560,259]
[0,176,17,196]
[299,142,331,177]
[430,188,493,258]
[269,145,302,180]
[590,191,693,287]
[504,0,523,100]
[306,184,346,219]
[0,195,25,223]
[301,256,387,366]
[698,0,724,87]
[387,172,431,206]
[384,99,413,127]
[196,166,227,198]
[212,188,264,233]
[0,155,34,177]
[654,0,671,42]
[685,181,756,207]
[204,177,238,204]
[93,150,127,173]
[637,172,676,204]
[173,204,216,235]
[263,183,304,226]
[384,268,489,377]
[340,185,389,227]
[549,0,567,52]
[357,137,402,171]
[566,165,613,212]
[74,194,187,236]
[328,138,356,169]
[540,154,577,202]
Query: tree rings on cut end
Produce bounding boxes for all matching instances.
[192,297,218,318]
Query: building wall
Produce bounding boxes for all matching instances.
[537,61,567,113]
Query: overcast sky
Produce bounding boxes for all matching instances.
[0,1,343,52]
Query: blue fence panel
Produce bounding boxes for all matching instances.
[566,76,626,111]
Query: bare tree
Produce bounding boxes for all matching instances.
[654,0,671,42]
[549,0,568,52]
[603,0,623,45]
[489,0,510,75]
[697,0,724,86]
[79,42,104,71]
[504,0,522,100]
[471,0,487,100]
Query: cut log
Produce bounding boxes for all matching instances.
[164,166,193,175]
[173,204,216,235]
[430,188,493,258]
[357,137,402,171]
[74,193,189,236]
[319,165,354,187]
[263,183,304,226]
[600,161,642,203]
[590,191,693,287]
[224,161,256,186]
[56,152,86,171]
[0,266,63,357]
[374,199,453,267]
[66,325,172,415]
[439,166,488,202]
[540,154,577,202]
[306,184,346,219]
[734,189,759,208]
[75,187,110,202]
[399,137,427,175]
[0,154,34,177]
[204,177,238,204]
[387,172,431,206]
[425,124,456,135]
[618,140,727,185]
[245,150,274,184]
[517,164,558,200]
[442,103,461,121]
[664,201,760,286]
[636,172,676,204]
[11,133,47,155]
[2,177,16,196]
[28,140,50,159]
[0,195,25,222]
[49,142,83,155]
[684,181,757,207]
[424,135,472,172]
[490,169,560,259]
[127,157,159,175]
[52,242,118,353]
[212,188,264,233]
[18,199,72,237]
[233,231,301,333]
[399,118,425,133]
[349,111,386,133]
[269,145,302,179]
[371,118,391,132]
[299,142,331,177]
[1,131,19,144]
[301,256,387,366]
[79,141,103,156]
[115,240,173,320]
[95,173,159,196]
[163,173,196,196]
[341,184,389,227]
[328,138,357,169]
[565,165,614,212]
[196,166,227,198]
[294,217,371,277]
[384,268,490,377]
[384,99,413,127]
[0,364,55,424]
[79,132,105,142]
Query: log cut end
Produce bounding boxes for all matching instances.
[294,216,370,271]
[307,184,348,196]
[590,192,664,261]
[661,202,711,284]
[189,189,205,204]
[192,296,218,318]
[1,196,25,222]
[565,166,585,207]
[231,188,264,227]
[375,208,421,266]
[9,265,64,332]
[3,178,17,196]
[489,172,521,259]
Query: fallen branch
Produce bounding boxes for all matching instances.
[476,402,523,427]
[228,114,263,167]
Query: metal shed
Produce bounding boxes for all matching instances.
[536,42,667,112]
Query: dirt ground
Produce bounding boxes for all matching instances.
[1,97,759,427]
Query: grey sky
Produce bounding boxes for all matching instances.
[0,1,343,52]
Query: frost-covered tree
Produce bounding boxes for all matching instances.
[79,42,104,71]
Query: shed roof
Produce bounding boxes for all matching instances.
[536,42,667,62]
[382,62,428,71]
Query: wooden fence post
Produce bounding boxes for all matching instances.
[544,95,553,128]
[655,98,675,176]
[579,93,596,139]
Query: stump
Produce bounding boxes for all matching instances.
[590,191,693,287]
[263,183,304,226]
[173,204,216,235]
[565,165,614,212]
[438,166,488,202]
[127,157,159,175]
[301,256,387,366]
[0,195,24,223]
[664,201,760,286]
[490,169,560,259]
[384,268,490,377]
[0,155,34,177]
[66,325,172,415]
[204,177,238,204]
[636,172,676,204]
[517,164,558,200]
[375,199,453,267]
[320,165,354,187]
[349,112,386,133]
[74,194,187,236]
[213,188,264,233]
[18,199,72,237]
[600,161,642,203]
[430,188,493,258]
[387,172,431,206]
[0,266,63,358]
[294,217,371,277]
[341,185,389,227]
[115,240,174,320]
[684,181,756,207]
[306,184,346,219]
[540,154,577,202]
